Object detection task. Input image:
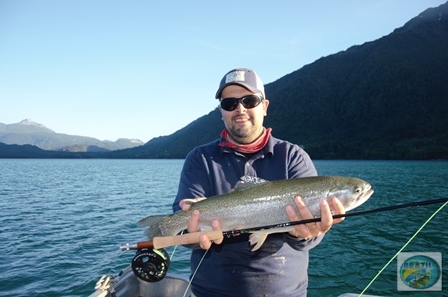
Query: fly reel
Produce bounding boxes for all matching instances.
[131,248,170,282]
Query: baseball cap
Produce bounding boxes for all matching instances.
[215,68,265,99]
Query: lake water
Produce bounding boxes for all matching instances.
[0,159,447,297]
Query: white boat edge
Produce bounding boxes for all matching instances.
[89,265,384,297]
[338,293,382,297]
[89,265,192,297]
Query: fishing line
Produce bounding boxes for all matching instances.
[170,229,193,297]
[182,248,209,297]
[168,229,207,297]
[169,229,185,261]
[358,200,448,296]
[170,245,178,261]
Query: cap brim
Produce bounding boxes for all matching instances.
[215,82,260,99]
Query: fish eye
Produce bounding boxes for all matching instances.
[354,187,361,194]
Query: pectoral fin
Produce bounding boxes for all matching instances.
[249,232,269,251]
[248,227,295,251]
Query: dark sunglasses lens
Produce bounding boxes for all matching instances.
[241,96,261,108]
[220,95,262,111]
[220,98,239,111]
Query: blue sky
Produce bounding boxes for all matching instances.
[1,0,446,142]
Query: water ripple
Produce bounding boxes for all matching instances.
[0,159,446,296]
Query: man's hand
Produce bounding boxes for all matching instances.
[179,198,223,249]
[286,196,345,239]
[179,197,207,211]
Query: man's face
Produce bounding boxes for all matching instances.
[219,85,269,144]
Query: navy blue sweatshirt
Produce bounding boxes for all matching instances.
[173,134,322,297]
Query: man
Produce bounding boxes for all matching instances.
[173,68,345,296]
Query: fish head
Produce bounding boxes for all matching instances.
[333,177,374,212]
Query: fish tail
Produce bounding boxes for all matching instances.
[137,214,166,239]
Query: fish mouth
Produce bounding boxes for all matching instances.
[359,183,374,203]
[365,189,374,199]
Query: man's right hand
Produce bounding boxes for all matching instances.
[178,198,223,249]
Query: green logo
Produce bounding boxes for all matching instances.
[398,253,441,291]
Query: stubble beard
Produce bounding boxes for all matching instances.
[227,122,263,144]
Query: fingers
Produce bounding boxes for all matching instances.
[287,196,346,239]
[330,197,345,224]
[319,199,333,232]
[199,219,223,249]
[187,208,222,250]
[316,197,345,232]
[179,197,206,211]
[187,209,200,233]
[212,220,223,244]
[287,196,318,239]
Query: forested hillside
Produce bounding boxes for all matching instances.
[108,2,448,160]
[2,3,448,159]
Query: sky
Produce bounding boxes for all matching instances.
[1,0,446,142]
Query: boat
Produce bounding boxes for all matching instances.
[89,265,192,297]
[89,265,383,297]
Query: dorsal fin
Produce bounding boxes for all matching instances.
[230,175,269,192]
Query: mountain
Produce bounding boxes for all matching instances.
[0,143,78,158]
[2,2,448,160]
[0,119,54,134]
[105,2,448,160]
[0,119,144,152]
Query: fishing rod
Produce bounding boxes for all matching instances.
[224,197,448,235]
[122,197,448,282]
[121,197,448,251]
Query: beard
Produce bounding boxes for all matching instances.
[227,122,263,144]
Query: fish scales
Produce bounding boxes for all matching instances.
[138,176,374,245]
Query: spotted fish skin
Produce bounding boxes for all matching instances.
[138,175,374,248]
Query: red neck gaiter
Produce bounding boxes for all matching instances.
[218,128,272,153]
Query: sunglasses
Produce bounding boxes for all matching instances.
[219,95,264,112]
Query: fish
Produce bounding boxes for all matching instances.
[137,175,374,251]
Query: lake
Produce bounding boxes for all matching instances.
[0,159,446,296]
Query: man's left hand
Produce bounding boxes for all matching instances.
[285,196,345,239]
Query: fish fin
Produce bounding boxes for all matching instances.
[231,175,269,192]
[249,226,296,251]
[249,232,269,251]
[137,214,167,239]
[137,214,166,227]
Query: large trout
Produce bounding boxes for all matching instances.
[138,175,373,250]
